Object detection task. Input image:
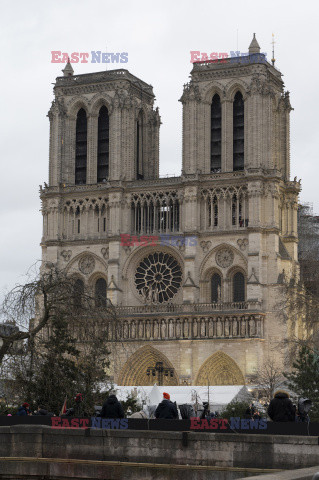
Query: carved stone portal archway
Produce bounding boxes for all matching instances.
[195,351,245,386]
[117,346,179,386]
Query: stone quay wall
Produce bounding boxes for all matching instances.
[1,425,319,479]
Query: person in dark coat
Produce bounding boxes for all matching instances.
[244,407,252,419]
[73,393,85,417]
[17,402,30,416]
[155,392,179,419]
[100,394,125,418]
[267,391,295,422]
[35,405,54,417]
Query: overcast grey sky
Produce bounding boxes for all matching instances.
[0,0,318,294]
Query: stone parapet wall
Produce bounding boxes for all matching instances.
[241,466,319,480]
[1,426,319,472]
[0,457,281,480]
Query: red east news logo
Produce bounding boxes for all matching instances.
[190,418,229,430]
[51,417,89,429]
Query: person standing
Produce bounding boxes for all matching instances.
[100,393,125,418]
[267,391,295,422]
[155,392,179,419]
[17,402,30,416]
[34,405,54,416]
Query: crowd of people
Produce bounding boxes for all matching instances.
[16,403,55,417]
[10,390,312,422]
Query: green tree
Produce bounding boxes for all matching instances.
[284,346,319,420]
[121,392,139,416]
[72,312,113,415]
[11,310,116,415]
[221,400,251,419]
[13,315,80,414]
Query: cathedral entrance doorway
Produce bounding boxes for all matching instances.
[195,351,245,386]
[117,346,179,386]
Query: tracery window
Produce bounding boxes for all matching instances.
[232,195,245,227]
[233,92,244,171]
[135,252,182,303]
[208,195,218,228]
[97,106,109,182]
[233,272,245,302]
[75,108,87,185]
[211,94,221,172]
[95,278,107,307]
[132,192,180,234]
[211,273,222,303]
[75,206,81,234]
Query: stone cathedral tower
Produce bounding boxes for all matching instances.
[41,35,300,387]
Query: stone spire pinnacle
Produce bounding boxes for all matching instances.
[248,33,261,54]
[62,58,74,77]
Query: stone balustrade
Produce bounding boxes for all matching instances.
[106,313,264,342]
[116,301,262,316]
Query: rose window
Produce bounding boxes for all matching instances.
[135,252,183,303]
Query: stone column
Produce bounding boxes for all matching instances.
[109,192,122,236]
[48,111,57,186]
[109,101,122,181]
[121,103,134,181]
[183,186,198,232]
[64,116,76,185]
[180,84,201,175]
[199,100,210,173]
[221,99,233,172]
[107,243,122,306]
[224,99,233,172]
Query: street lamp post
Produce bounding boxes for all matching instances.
[146,361,174,386]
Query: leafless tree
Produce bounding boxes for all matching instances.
[298,203,319,297]
[0,263,118,366]
[248,358,286,403]
[274,204,319,360]
[0,263,123,412]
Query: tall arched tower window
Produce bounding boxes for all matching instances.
[136,111,144,180]
[75,108,87,185]
[233,272,245,302]
[233,92,244,171]
[208,195,218,228]
[95,277,107,307]
[211,94,221,172]
[211,273,221,302]
[97,106,109,182]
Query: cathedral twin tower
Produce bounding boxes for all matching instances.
[41,35,300,386]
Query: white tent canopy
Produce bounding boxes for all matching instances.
[114,385,251,412]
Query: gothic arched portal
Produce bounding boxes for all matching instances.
[195,351,245,386]
[117,346,179,386]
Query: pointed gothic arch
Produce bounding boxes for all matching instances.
[195,351,245,386]
[117,345,178,386]
[67,97,90,117]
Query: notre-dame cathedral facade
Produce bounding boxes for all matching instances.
[40,35,300,387]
